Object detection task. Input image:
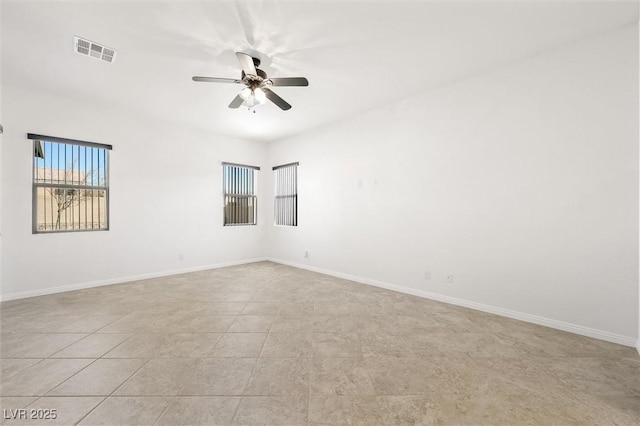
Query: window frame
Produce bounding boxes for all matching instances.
[273,162,298,227]
[222,162,260,226]
[29,133,112,234]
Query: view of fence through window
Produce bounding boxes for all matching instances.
[32,137,109,232]
[223,163,258,226]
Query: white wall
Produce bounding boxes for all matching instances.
[1,85,268,299]
[267,25,639,344]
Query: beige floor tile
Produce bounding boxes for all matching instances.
[0,301,45,318]
[270,315,347,333]
[464,310,542,334]
[426,393,611,425]
[104,333,221,358]
[244,358,309,396]
[0,397,38,413]
[48,359,146,396]
[277,302,315,316]
[0,315,84,333]
[77,396,172,425]
[314,301,367,316]
[250,292,288,303]
[469,357,568,395]
[210,333,266,357]
[102,333,164,358]
[96,314,170,334]
[376,395,456,425]
[0,359,42,380]
[114,359,197,396]
[83,304,134,317]
[155,396,240,425]
[162,314,236,333]
[339,316,397,333]
[540,356,639,396]
[55,315,122,333]
[180,358,256,395]
[0,262,636,425]
[311,333,362,357]
[308,396,383,425]
[209,292,253,303]
[227,315,274,333]
[364,357,442,395]
[311,393,605,425]
[188,302,247,315]
[429,311,481,333]
[529,326,635,358]
[232,396,307,425]
[574,394,640,424]
[0,359,93,396]
[310,358,374,396]
[129,302,186,316]
[260,333,313,358]
[409,332,514,358]
[51,334,132,358]
[0,333,87,358]
[9,396,105,425]
[241,303,280,315]
[360,333,415,358]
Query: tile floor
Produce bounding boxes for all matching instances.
[0,261,638,425]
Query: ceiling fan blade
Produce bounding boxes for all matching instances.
[193,76,242,84]
[263,88,291,110]
[228,94,244,109]
[236,52,257,76]
[268,77,309,87]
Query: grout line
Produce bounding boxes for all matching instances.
[99,333,139,359]
[72,396,108,425]
[152,395,177,426]
[40,357,102,396]
[229,296,275,424]
[72,358,153,424]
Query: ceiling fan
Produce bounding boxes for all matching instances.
[193,52,309,112]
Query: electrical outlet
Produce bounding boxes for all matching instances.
[179,253,184,261]
[304,251,309,258]
[446,274,454,283]
[423,270,431,280]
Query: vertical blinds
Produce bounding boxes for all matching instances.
[273,162,298,226]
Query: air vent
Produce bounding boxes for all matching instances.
[74,36,117,64]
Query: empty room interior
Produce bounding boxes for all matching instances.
[0,1,639,425]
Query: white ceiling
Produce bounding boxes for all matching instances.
[2,1,638,142]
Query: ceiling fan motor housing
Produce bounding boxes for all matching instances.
[241,67,268,90]
[241,68,267,80]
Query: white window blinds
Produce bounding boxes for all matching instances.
[273,162,298,226]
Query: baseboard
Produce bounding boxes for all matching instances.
[268,257,637,348]
[0,257,268,302]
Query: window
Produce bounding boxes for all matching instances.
[30,133,111,233]
[223,162,259,226]
[273,162,298,226]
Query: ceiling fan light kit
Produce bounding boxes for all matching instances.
[193,52,309,112]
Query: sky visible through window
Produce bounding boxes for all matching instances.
[35,140,107,187]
